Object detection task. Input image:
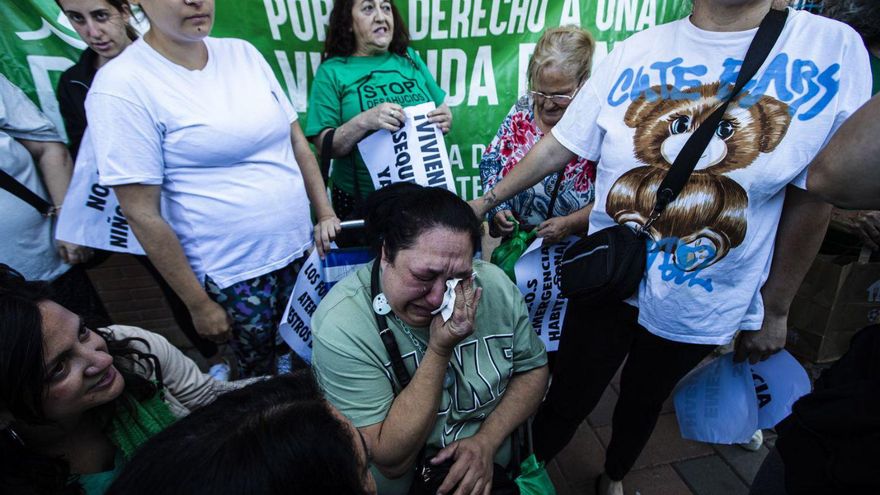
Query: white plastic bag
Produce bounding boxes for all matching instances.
[751,350,811,429]
[673,353,759,444]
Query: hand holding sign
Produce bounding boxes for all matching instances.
[427,103,453,134]
[362,102,405,132]
[358,102,457,193]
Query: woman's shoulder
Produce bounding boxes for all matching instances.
[312,265,374,336]
[59,48,98,87]
[89,40,151,95]
[206,36,261,57]
[104,324,170,356]
[513,94,533,115]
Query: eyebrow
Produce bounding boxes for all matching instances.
[44,316,84,375]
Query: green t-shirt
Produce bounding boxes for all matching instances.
[312,259,547,495]
[305,48,446,197]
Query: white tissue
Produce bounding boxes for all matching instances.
[430,272,477,322]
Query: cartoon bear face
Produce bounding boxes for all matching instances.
[624,83,791,174]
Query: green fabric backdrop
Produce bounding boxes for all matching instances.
[0,0,691,199]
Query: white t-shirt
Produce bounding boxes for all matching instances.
[0,75,70,282]
[552,9,871,345]
[87,37,312,288]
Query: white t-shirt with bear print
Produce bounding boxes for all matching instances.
[552,8,871,344]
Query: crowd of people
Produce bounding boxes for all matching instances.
[1,0,879,494]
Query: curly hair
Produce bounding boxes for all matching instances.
[323,0,410,60]
[822,0,880,46]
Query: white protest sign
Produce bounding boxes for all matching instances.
[279,246,372,363]
[279,249,328,364]
[514,236,578,352]
[55,130,145,254]
[358,101,455,192]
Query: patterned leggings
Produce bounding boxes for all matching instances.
[204,255,306,377]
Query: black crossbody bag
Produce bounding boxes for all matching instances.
[559,8,788,303]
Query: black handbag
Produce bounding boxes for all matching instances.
[559,8,788,303]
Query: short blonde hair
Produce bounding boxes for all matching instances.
[528,26,595,89]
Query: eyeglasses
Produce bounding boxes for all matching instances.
[529,89,578,105]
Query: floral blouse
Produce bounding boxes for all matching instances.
[479,94,596,230]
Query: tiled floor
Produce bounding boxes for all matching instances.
[548,381,772,495]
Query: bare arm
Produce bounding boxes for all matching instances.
[114,184,231,342]
[290,121,340,257]
[537,203,594,244]
[18,139,72,206]
[18,138,93,264]
[310,102,406,159]
[470,134,576,218]
[806,94,880,210]
[359,346,455,478]
[431,365,549,495]
[734,186,831,363]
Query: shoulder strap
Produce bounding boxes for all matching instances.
[546,170,564,219]
[651,8,788,218]
[0,168,53,216]
[371,259,413,393]
[320,128,335,183]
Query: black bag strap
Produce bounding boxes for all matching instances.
[651,8,788,220]
[371,259,413,392]
[0,168,54,216]
[320,128,335,183]
[546,170,564,219]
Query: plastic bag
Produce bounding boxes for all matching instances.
[673,353,758,444]
[514,454,556,495]
[751,350,811,429]
[491,221,537,283]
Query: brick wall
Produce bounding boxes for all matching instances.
[85,253,211,362]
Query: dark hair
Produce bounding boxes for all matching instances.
[0,264,159,494]
[822,0,880,46]
[363,183,482,263]
[323,0,410,60]
[56,0,139,41]
[108,372,371,495]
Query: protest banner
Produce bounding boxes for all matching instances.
[55,131,145,254]
[514,236,578,352]
[279,246,372,362]
[358,102,456,192]
[2,1,691,200]
[279,249,328,363]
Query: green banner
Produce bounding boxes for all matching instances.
[1,0,691,199]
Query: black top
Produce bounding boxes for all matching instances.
[56,48,99,159]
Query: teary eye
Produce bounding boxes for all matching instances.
[716,120,735,140]
[669,115,691,135]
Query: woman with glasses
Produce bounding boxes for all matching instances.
[479,26,596,244]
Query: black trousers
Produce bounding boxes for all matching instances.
[532,301,715,481]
